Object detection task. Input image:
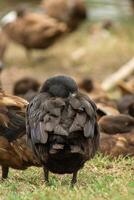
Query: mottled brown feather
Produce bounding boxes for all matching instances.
[41,0,87,30]
[0,91,40,179]
[99,115,134,158]
[3,13,67,50]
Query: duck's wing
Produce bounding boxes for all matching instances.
[26,92,99,151]
[0,91,28,141]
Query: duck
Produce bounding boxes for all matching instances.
[26,75,99,186]
[40,0,87,31]
[99,114,134,157]
[13,77,41,102]
[78,77,119,120]
[0,89,40,179]
[1,7,67,57]
[117,94,134,117]
[78,77,109,101]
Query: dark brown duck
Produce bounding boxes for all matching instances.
[26,75,99,186]
[13,77,41,102]
[117,95,134,117]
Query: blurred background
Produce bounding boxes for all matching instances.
[0,0,133,97]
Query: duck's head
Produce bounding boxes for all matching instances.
[40,75,78,97]
[78,78,94,93]
[16,4,27,18]
[117,95,134,115]
[13,77,40,96]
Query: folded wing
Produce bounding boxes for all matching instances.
[0,91,28,141]
[27,92,99,151]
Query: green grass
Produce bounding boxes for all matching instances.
[1,155,134,200]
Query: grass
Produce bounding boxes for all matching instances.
[1,154,134,200]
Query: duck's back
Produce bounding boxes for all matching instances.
[27,92,99,174]
[3,13,67,49]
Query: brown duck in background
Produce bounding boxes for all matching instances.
[40,0,87,31]
[99,114,134,157]
[1,8,67,56]
[78,77,109,101]
[0,90,40,179]
[78,77,118,120]
[26,75,99,186]
[13,77,41,102]
[117,94,134,117]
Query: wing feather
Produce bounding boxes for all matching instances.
[84,120,95,138]
[26,92,98,148]
[54,124,68,136]
[0,91,28,141]
[36,122,48,144]
[69,94,97,138]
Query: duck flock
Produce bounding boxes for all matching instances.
[0,0,133,186]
